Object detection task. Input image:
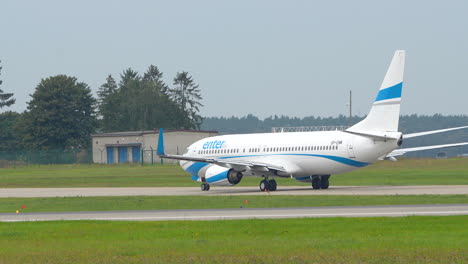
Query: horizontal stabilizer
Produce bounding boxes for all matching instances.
[345,130,402,140]
[387,142,468,157]
[403,126,468,139]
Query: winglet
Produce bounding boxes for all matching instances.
[157,128,165,156]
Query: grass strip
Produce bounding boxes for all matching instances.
[1,158,468,188]
[2,195,467,213]
[0,216,467,263]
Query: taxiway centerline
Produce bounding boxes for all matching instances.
[1,185,467,198]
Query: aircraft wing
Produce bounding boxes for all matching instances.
[214,159,286,173]
[387,142,468,157]
[157,128,287,173]
[160,153,287,173]
[403,126,468,139]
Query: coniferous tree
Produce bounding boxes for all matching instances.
[140,65,178,130]
[0,111,22,151]
[97,75,120,132]
[0,60,15,108]
[169,71,203,129]
[118,69,142,130]
[97,66,183,131]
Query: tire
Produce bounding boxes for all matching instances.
[201,183,210,191]
[268,179,277,191]
[259,179,269,191]
[312,176,321,189]
[320,175,330,189]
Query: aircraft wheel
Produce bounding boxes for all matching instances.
[312,176,321,189]
[259,180,270,192]
[320,175,330,189]
[268,179,277,191]
[201,183,210,191]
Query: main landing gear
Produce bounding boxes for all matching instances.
[259,178,277,192]
[312,175,330,190]
[201,182,210,191]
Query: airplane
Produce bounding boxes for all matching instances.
[157,50,468,191]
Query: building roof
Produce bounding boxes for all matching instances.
[92,129,217,137]
[105,143,142,147]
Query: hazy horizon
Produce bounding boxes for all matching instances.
[1,0,467,118]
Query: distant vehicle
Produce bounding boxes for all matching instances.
[158,51,468,191]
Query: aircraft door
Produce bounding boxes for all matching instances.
[347,138,356,158]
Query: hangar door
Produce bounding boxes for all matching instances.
[118,147,128,163]
[106,147,114,164]
[132,146,141,163]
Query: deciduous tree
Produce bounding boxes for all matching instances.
[19,75,97,150]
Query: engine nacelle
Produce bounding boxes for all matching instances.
[203,165,243,186]
[227,169,243,185]
[397,135,403,146]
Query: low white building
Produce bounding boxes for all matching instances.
[91,129,217,164]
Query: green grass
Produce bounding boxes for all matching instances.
[0,158,467,187]
[0,216,467,263]
[0,163,187,187]
[2,195,467,213]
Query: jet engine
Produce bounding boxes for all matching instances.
[202,165,244,186]
[226,169,243,184]
[397,135,403,146]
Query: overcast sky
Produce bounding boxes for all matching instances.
[1,0,467,118]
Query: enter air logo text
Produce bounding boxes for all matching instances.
[203,140,225,149]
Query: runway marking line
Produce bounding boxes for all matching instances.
[3,210,468,222]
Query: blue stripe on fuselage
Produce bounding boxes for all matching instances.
[307,154,369,167]
[218,154,369,168]
[375,82,402,102]
[186,162,209,176]
[206,170,229,183]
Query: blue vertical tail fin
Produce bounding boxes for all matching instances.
[157,128,165,156]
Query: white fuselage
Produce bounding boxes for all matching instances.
[179,131,401,185]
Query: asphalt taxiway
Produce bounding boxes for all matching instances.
[0,185,467,198]
[1,204,467,222]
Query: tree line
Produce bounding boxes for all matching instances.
[0,61,202,152]
[201,114,468,135]
[202,114,468,157]
[1,59,467,158]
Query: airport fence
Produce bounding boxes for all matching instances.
[0,149,93,167]
[140,148,171,165]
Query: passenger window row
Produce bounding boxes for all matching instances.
[199,149,239,155]
[265,145,338,152]
[198,145,338,155]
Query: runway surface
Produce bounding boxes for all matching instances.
[1,185,467,197]
[1,204,467,222]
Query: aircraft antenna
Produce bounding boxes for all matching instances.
[349,90,352,127]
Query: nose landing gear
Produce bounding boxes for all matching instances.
[201,180,210,191]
